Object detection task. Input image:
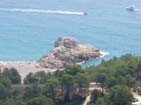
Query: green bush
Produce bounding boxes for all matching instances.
[137,87,141,95]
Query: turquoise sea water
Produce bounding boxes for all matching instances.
[0,0,141,65]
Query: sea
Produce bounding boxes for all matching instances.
[0,0,141,66]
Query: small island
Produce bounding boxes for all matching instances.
[38,37,102,69]
[0,36,104,79]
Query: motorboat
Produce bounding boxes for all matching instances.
[126,5,135,12]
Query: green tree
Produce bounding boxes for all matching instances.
[95,73,108,92]
[74,73,89,96]
[0,77,11,88]
[96,97,106,105]
[2,68,21,84]
[24,71,51,84]
[24,73,37,84]
[65,64,84,75]
[5,98,16,105]
[23,84,41,100]
[61,74,74,101]
[0,83,11,100]
[27,96,54,105]
[136,60,141,80]
[109,85,133,105]
[91,89,104,103]
[43,78,60,101]
[34,71,48,84]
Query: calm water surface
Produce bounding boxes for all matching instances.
[0,0,141,66]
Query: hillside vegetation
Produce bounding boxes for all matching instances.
[0,54,141,105]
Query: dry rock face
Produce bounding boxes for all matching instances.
[38,37,102,69]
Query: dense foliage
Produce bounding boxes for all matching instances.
[87,54,141,105]
[0,54,141,105]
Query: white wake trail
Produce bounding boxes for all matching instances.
[0,8,87,15]
[99,51,109,58]
[135,9,141,12]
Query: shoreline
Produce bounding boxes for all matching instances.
[0,61,56,81]
[0,50,109,81]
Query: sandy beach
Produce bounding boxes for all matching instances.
[0,61,56,81]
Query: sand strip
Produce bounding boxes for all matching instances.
[0,61,56,81]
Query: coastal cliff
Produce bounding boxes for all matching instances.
[38,37,102,69]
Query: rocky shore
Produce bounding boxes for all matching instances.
[38,37,102,69]
[0,37,105,79]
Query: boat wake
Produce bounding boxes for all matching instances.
[0,8,87,15]
[100,51,109,58]
[135,9,141,12]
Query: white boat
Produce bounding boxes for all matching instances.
[126,5,135,12]
[83,12,88,15]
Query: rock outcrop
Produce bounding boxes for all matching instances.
[38,37,102,69]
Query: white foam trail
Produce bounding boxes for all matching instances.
[135,9,141,12]
[99,51,109,58]
[0,8,86,15]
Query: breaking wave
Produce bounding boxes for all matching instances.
[99,51,109,58]
[0,8,87,15]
